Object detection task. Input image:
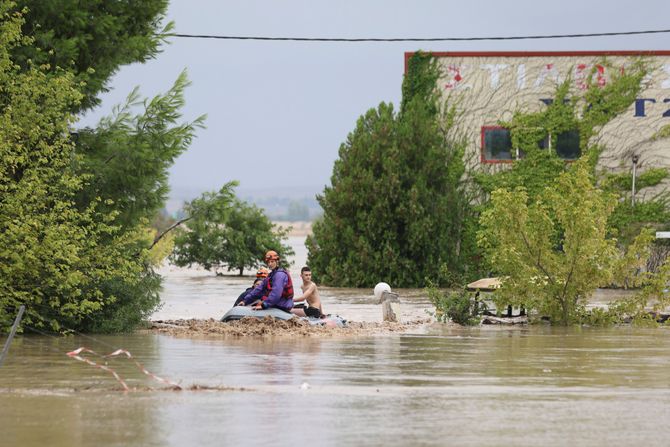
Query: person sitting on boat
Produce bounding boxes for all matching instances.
[233,267,269,306]
[238,250,294,312]
[292,266,324,318]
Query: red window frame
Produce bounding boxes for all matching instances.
[481,126,514,164]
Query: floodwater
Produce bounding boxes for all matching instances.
[2,237,670,446]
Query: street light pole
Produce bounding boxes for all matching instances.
[631,154,639,207]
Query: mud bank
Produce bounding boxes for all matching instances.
[148,317,432,338]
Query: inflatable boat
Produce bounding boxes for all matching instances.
[220,306,347,328]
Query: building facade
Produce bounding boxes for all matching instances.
[407,51,670,196]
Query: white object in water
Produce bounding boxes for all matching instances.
[300,382,311,390]
[374,282,392,301]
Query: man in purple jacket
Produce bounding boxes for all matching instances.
[238,250,294,312]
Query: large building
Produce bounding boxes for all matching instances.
[407,51,670,196]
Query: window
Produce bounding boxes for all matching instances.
[481,127,513,162]
[539,130,581,160]
[481,127,580,163]
[556,130,580,160]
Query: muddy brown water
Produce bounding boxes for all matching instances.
[2,237,670,446]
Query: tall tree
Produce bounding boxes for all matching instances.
[307,53,477,287]
[0,2,147,332]
[1,1,203,332]
[12,0,171,110]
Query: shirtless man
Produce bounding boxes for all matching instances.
[292,266,323,318]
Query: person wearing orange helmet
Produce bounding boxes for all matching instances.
[233,267,269,306]
[238,250,294,312]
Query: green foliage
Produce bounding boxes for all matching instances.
[0,1,197,333]
[475,58,670,252]
[78,265,162,333]
[476,61,648,200]
[479,161,620,325]
[650,124,670,141]
[609,255,670,324]
[12,0,171,110]
[73,73,203,332]
[66,70,202,333]
[426,283,482,325]
[580,59,648,141]
[608,200,670,243]
[171,184,294,274]
[74,72,205,231]
[601,167,670,245]
[478,160,664,325]
[576,307,621,326]
[602,168,669,191]
[0,3,150,332]
[474,57,670,325]
[308,52,480,287]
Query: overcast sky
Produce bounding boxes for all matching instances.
[77,0,670,202]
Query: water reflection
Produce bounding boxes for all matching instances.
[3,327,670,446]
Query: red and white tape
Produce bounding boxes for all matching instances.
[67,347,181,391]
[104,348,181,389]
[67,347,129,391]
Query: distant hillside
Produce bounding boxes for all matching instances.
[166,184,324,221]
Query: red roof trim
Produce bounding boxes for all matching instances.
[404,50,670,73]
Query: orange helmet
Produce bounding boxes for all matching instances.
[264,250,280,262]
[256,267,269,278]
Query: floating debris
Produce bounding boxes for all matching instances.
[148,317,431,338]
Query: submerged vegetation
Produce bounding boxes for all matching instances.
[426,284,484,326]
[478,161,670,325]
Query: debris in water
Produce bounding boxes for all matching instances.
[148,317,431,338]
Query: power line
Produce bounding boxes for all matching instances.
[173,28,670,42]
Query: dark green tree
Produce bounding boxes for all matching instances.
[12,0,171,110]
[70,69,203,332]
[172,184,294,275]
[220,200,294,275]
[1,1,203,332]
[307,52,478,287]
[0,3,149,333]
